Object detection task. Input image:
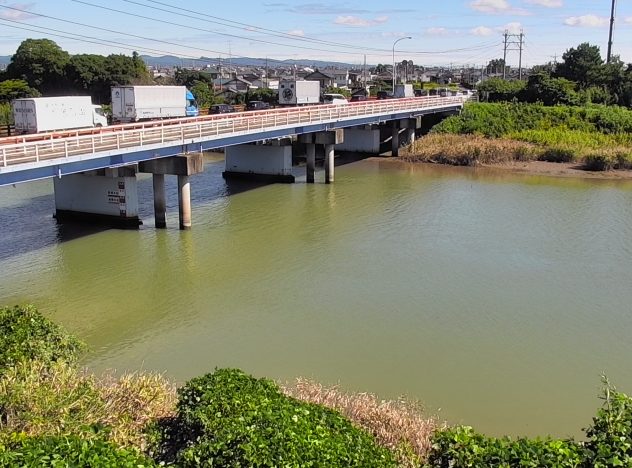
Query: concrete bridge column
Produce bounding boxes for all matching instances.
[407,127,416,145]
[306,143,316,183]
[152,174,166,229]
[178,175,191,230]
[314,129,343,184]
[391,122,400,157]
[139,153,204,230]
[324,144,334,184]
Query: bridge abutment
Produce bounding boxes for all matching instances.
[139,154,204,230]
[53,166,140,227]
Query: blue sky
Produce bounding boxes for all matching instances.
[1,0,631,67]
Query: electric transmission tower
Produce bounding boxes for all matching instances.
[502,30,525,80]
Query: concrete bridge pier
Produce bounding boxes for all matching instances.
[53,166,140,227]
[223,139,295,183]
[392,117,422,156]
[298,129,343,184]
[139,154,204,230]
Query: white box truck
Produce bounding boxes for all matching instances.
[111,85,199,123]
[12,96,108,134]
[278,80,320,105]
[393,84,414,98]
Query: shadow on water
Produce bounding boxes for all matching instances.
[0,156,275,261]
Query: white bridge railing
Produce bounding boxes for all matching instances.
[0,96,467,169]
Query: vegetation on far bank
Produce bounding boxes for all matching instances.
[402,102,632,171]
[1,304,632,467]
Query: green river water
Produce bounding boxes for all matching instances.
[1,154,632,438]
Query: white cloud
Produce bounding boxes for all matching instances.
[469,0,529,15]
[495,22,523,34]
[471,26,494,36]
[525,0,562,7]
[333,15,388,27]
[287,29,305,36]
[426,27,449,36]
[0,2,37,20]
[564,15,608,28]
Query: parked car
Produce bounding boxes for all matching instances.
[376,91,394,100]
[413,89,428,97]
[246,100,270,111]
[322,93,348,105]
[209,104,235,114]
[350,95,368,102]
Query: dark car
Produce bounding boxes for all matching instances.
[350,95,368,102]
[376,91,393,100]
[209,104,234,114]
[246,101,270,111]
[414,89,428,97]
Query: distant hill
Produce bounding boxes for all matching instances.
[141,55,361,69]
[0,56,11,66]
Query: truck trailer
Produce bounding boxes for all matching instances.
[278,80,321,105]
[12,96,108,134]
[393,84,414,98]
[111,86,199,123]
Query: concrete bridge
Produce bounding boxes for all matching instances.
[0,95,468,229]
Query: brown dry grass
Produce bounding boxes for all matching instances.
[282,378,440,467]
[401,134,540,166]
[0,360,176,449]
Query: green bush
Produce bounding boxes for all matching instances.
[0,433,155,467]
[151,368,396,467]
[0,305,84,373]
[425,426,584,468]
[584,379,632,468]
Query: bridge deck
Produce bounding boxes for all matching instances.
[0,96,467,185]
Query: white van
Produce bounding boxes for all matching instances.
[322,93,348,105]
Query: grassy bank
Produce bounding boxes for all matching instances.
[404,103,632,171]
[2,304,632,467]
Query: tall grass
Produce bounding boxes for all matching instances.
[282,378,439,467]
[417,103,632,171]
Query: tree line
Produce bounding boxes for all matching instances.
[479,42,632,107]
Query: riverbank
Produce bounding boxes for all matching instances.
[3,305,632,467]
[401,103,632,174]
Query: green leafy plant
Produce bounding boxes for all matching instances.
[0,433,155,467]
[0,305,84,373]
[150,368,397,467]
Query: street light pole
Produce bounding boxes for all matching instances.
[392,36,412,92]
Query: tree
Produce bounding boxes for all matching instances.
[0,79,40,103]
[555,43,604,89]
[174,68,213,88]
[5,39,70,94]
[104,54,151,86]
[189,80,213,108]
[476,78,525,102]
[66,54,109,102]
[519,72,580,106]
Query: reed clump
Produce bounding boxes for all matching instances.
[282,378,440,467]
[0,360,176,449]
[401,134,540,166]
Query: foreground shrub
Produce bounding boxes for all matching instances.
[425,426,584,468]
[0,360,176,449]
[151,368,396,467]
[0,433,154,467]
[0,305,84,372]
[282,378,438,467]
[583,379,632,468]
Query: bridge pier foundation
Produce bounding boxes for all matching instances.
[391,123,400,157]
[53,166,140,227]
[298,129,343,183]
[139,153,204,230]
[325,144,334,184]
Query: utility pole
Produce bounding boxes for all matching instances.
[607,0,617,62]
[502,30,525,79]
[265,57,268,88]
[363,54,367,88]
